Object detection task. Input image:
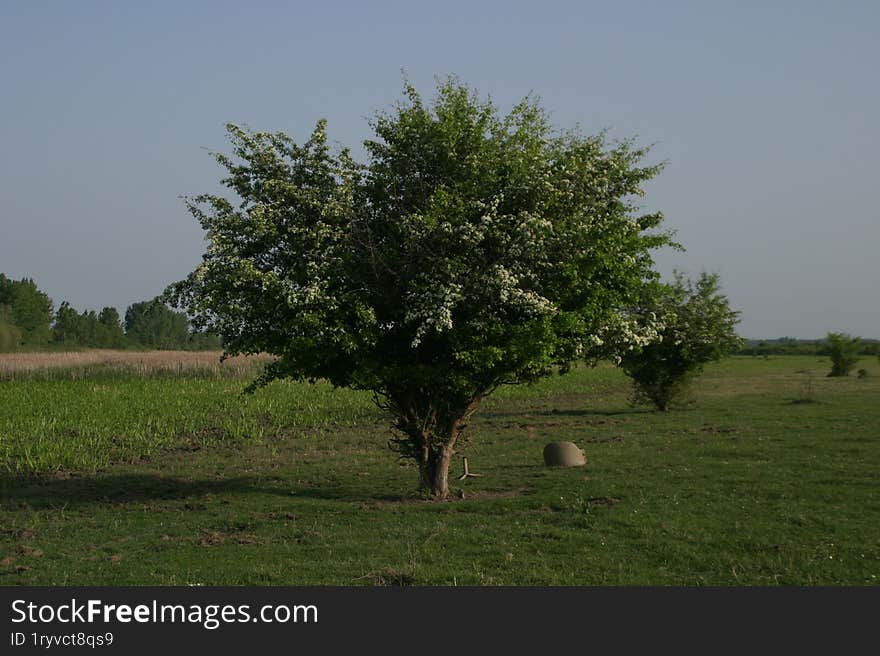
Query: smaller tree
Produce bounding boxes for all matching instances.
[825,332,860,377]
[98,306,127,348]
[52,301,83,345]
[620,271,742,411]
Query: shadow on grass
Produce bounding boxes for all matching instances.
[480,407,650,420]
[787,398,823,405]
[0,474,413,509]
[536,408,651,417]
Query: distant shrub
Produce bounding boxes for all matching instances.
[857,368,869,379]
[826,332,861,377]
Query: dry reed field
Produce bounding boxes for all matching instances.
[0,350,273,380]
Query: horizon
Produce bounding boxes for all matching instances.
[2,267,876,343]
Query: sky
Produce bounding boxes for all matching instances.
[1,1,877,339]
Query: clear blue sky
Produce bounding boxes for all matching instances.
[1,1,877,338]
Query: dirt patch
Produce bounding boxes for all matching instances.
[198,529,260,547]
[0,528,37,540]
[587,496,622,507]
[700,424,738,434]
[455,486,531,502]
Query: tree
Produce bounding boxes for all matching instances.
[167,78,673,498]
[98,306,127,348]
[52,301,83,345]
[0,274,53,346]
[619,272,742,412]
[124,298,190,349]
[825,332,860,377]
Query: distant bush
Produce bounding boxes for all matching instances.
[826,332,861,377]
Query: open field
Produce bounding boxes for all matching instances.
[1,355,878,585]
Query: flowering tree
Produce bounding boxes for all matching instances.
[167,78,671,498]
[619,272,742,411]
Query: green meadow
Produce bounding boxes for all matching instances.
[1,355,877,585]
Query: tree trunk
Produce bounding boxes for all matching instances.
[389,393,487,501]
[419,444,454,499]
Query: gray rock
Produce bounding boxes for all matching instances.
[543,441,587,467]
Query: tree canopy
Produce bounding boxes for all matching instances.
[168,78,673,497]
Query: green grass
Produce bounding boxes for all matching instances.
[0,377,372,474]
[1,356,878,585]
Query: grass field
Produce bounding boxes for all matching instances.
[1,354,878,585]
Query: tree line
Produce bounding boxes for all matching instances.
[0,273,221,352]
[737,336,879,357]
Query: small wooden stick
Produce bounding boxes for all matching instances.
[457,457,483,480]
